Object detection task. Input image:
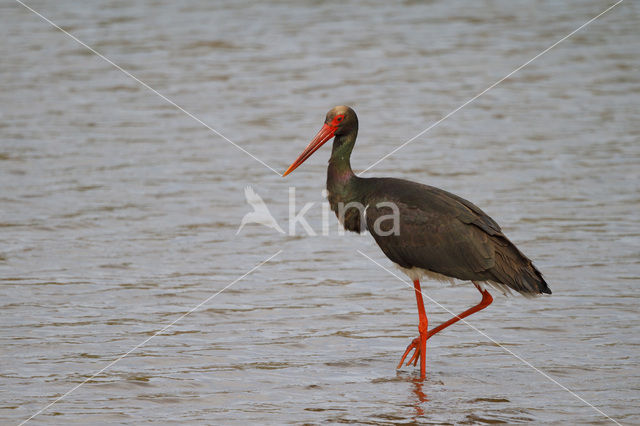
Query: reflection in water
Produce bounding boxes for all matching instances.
[411,378,429,417]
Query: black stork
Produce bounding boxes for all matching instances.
[283,106,551,379]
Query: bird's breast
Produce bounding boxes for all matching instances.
[326,188,365,234]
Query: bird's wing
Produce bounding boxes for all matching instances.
[363,178,550,295]
[365,199,495,280]
[418,184,503,237]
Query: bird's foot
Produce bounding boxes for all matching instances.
[397,336,426,369]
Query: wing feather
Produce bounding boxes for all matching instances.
[361,177,550,295]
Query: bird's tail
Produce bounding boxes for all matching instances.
[489,238,551,296]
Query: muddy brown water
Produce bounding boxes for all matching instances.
[1,0,639,424]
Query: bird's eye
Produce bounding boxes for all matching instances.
[330,115,345,127]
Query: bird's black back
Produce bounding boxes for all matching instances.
[358,177,551,295]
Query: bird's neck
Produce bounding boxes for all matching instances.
[327,131,363,207]
[327,132,356,184]
[326,131,368,233]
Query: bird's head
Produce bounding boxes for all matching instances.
[283,105,357,177]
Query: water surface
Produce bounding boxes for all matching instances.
[1,0,639,424]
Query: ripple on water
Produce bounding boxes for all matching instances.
[1,0,638,424]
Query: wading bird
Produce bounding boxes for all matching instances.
[283,106,551,379]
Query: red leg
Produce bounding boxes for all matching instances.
[426,282,492,339]
[397,282,493,377]
[397,279,428,379]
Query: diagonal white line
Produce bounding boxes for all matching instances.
[15,0,282,176]
[361,0,624,174]
[19,250,283,426]
[357,250,621,425]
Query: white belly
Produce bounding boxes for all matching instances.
[395,264,513,296]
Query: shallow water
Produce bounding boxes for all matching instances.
[1,0,639,424]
